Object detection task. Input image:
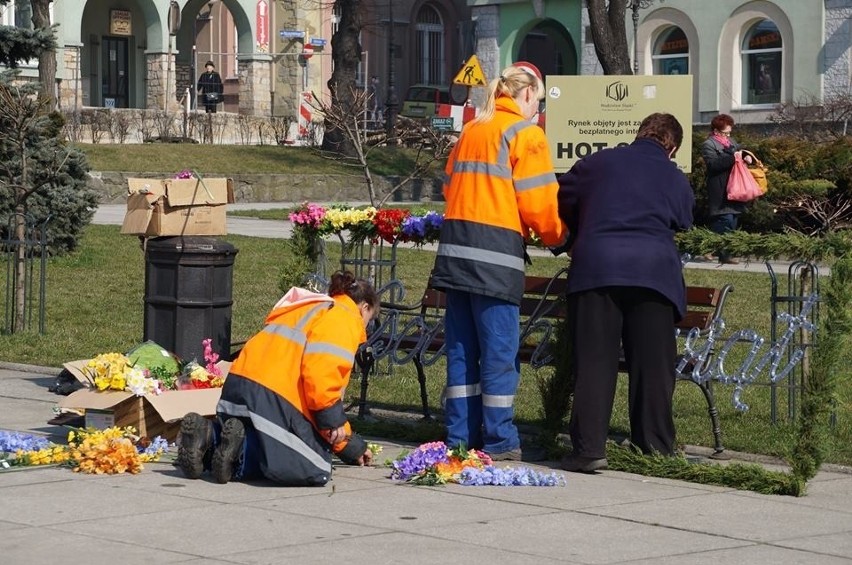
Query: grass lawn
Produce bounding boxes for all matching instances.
[75,143,445,179]
[1,223,849,465]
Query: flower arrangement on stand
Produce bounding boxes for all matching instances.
[289,202,445,247]
[389,441,566,486]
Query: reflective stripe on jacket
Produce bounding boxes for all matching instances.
[217,293,367,484]
[431,96,566,304]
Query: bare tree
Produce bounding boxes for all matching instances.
[308,87,454,207]
[586,0,633,75]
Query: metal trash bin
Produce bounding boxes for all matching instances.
[143,236,238,364]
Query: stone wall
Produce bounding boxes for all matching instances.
[87,172,443,205]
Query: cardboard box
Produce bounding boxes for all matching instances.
[56,359,230,441]
[120,177,235,237]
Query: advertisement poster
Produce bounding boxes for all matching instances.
[545,75,693,172]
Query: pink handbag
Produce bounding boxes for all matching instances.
[726,153,766,202]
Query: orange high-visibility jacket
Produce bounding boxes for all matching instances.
[217,289,367,485]
[431,96,567,304]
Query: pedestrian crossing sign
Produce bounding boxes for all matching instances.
[453,55,487,87]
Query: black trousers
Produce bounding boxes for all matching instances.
[568,286,677,458]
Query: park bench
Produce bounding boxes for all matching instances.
[353,267,734,456]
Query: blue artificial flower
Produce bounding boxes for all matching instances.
[138,436,171,455]
[0,431,51,454]
[458,465,566,487]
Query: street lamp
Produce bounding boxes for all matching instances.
[385,1,398,142]
[630,0,656,74]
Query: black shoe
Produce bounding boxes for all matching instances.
[560,453,608,473]
[520,445,549,462]
[719,258,739,265]
[212,417,245,484]
[488,448,522,461]
[176,412,214,480]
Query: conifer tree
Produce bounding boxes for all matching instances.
[0,0,97,332]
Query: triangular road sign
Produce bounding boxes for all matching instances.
[453,55,487,87]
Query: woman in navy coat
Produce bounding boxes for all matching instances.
[556,113,694,473]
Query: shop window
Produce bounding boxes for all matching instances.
[652,26,688,76]
[741,19,782,105]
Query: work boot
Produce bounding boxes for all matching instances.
[212,417,245,484]
[176,412,214,480]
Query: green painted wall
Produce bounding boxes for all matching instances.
[497,1,581,72]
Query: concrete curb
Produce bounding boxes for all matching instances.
[0,361,61,376]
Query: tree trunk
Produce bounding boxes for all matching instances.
[322,0,362,156]
[31,0,57,110]
[13,205,27,333]
[586,0,633,75]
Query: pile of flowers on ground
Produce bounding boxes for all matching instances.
[83,338,225,397]
[1,428,169,474]
[289,202,444,246]
[389,441,566,486]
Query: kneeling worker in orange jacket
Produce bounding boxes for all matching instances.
[177,270,379,486]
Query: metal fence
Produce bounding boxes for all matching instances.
[2,214,49,334]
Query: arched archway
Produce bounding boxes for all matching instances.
[516,19,577,79]
[76,0,162,108]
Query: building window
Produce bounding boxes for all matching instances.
[652,26,688,75]
[741,19,781,105]
[0,1,33,29]
[415,4,444,85]
[14,1,33,30]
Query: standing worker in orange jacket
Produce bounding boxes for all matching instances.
[177,271,379,486]
[430,62,567,461]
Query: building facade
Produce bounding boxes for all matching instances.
[471,0,851,124]
[1,0,848,124]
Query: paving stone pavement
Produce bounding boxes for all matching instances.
[2,364,851,565]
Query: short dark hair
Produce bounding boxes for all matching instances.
[710,113,734,131]
[635,112,683,153]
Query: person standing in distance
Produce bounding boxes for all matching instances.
[430,61,568,462]
[701,113,753,265]
[197,61,223,113]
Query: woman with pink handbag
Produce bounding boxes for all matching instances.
[700,114,753,265]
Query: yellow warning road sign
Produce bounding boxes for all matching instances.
[453,55,487,87]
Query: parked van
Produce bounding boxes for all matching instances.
[400,85,451,118]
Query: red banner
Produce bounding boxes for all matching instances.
[256,0,269,50]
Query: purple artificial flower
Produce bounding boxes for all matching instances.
[390,441,450,481]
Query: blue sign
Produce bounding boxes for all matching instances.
[310,38,327,47]
[279,30,304,39]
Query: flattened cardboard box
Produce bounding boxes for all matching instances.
[57,359,231,441]
[121,177,235,237]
